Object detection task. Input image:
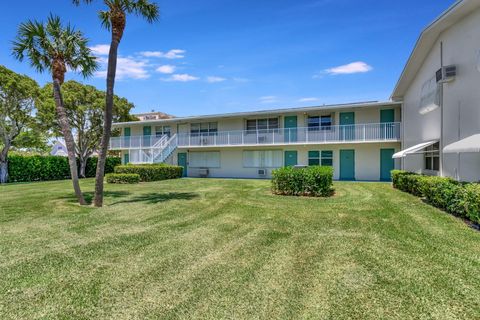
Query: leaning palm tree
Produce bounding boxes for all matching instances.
[72,0,159,207]
[12,15,97,205]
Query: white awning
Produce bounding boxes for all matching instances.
[392,140,438,159]
[443,134,480,153]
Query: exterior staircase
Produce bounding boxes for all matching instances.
[152,134,178,163]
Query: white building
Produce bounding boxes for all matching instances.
[50,140,68,157]
[111,101,402,181]
[392,0,480,182]
[110,0,480,182]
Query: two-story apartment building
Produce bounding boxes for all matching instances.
[111,101,402,181]
[110,0,480,182]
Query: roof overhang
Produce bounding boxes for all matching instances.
[393,140,438,159]
[391,0,480,101]
[114,101,401,127]
[444,134,480,153]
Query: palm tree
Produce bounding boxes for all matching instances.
[72,0,159,207]
[12,15,97,205]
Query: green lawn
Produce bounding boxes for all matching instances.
[1,178,479,319]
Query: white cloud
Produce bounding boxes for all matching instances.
[259,96,278,104]
[156,65,176,74]
[95,56,150,80]
[206,76,226,83]
[162,74,199,82]
[299,97,319,102]
[89,44,110,56]
[325,61,373,75]
[140,49,186,59]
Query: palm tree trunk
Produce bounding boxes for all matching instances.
[53,79,86,205]
[0,147,9,184]
[93,36,120,207]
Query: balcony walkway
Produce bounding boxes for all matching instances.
[110,122,401,150]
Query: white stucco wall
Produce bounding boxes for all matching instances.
[170,142,400,181]
[402,8,480,181]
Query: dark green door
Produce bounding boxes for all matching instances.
[284,151,298,167]
[380,109,395,139]
[340,150,355,180]
[123,153,129,164]
[284,116,298,142]
[124,127,131,147]
[340,112,355,141]
[177,153,187,177]
[380,149,395,181]
[143,126,151,146]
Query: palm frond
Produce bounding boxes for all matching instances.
[131,0,160,23]
[12,15,98,80]
[98,10,112,31]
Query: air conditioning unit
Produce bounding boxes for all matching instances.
[436,65,456,83]
[198,168,209,178]
[258,169,267,177]
[258,136,267,143]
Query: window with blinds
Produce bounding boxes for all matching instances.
[189,152,221,168]
[243,150,283,168]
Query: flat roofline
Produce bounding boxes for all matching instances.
[114,100,402,127]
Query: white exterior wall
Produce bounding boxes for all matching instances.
[170,142,400,181]
[402,8,480,181]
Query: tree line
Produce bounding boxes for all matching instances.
[0,65,135,182]
[2,0,159,208]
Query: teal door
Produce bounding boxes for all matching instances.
[380,149,395,181]
[340,112,355,141]
[123,153,129,164]
[380,109,395,139]
[284,151,298,167]
[124,127,131,147]
[143,126,152,146]
[284,116,297,142]
[178,153,187,177]
[340,150,355,180]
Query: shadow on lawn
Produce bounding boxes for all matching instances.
[110,192,198,205]
[61,191,131,205]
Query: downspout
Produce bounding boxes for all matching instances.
[440,41,444,177]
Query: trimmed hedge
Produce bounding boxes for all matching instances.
[391,170,480,224]
[7,155,120,183]
[106,173,140,184]
[272,166,334,197]
[114,164,183,182]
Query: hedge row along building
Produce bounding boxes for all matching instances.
[110,0,480,182]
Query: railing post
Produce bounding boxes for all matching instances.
[363,125,366,141]
[227,132,230,145]
[242,131,244,145]
[272,130,275,144]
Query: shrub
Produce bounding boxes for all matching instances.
[391,170,480,224]
[272,166,334,197]
[7,155,120,182]
[114,164,183,182]
[106,173,140,184]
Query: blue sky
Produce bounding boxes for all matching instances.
[0,0,454,116]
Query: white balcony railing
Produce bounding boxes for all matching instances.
[110,122,401,150]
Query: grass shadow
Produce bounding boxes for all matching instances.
[110,192,198,205]
[61,191,132,205]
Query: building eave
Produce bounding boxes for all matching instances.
[391,0,480,100]
[113,101,401,127]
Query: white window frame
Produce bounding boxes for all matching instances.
[242,150,283,168]
[189,151,221,168]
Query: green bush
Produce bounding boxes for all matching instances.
[272,166,334,197]
[391,170,480,224]
[114,164,183,182]
[7,155,120,182]
[106,173,140,184]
